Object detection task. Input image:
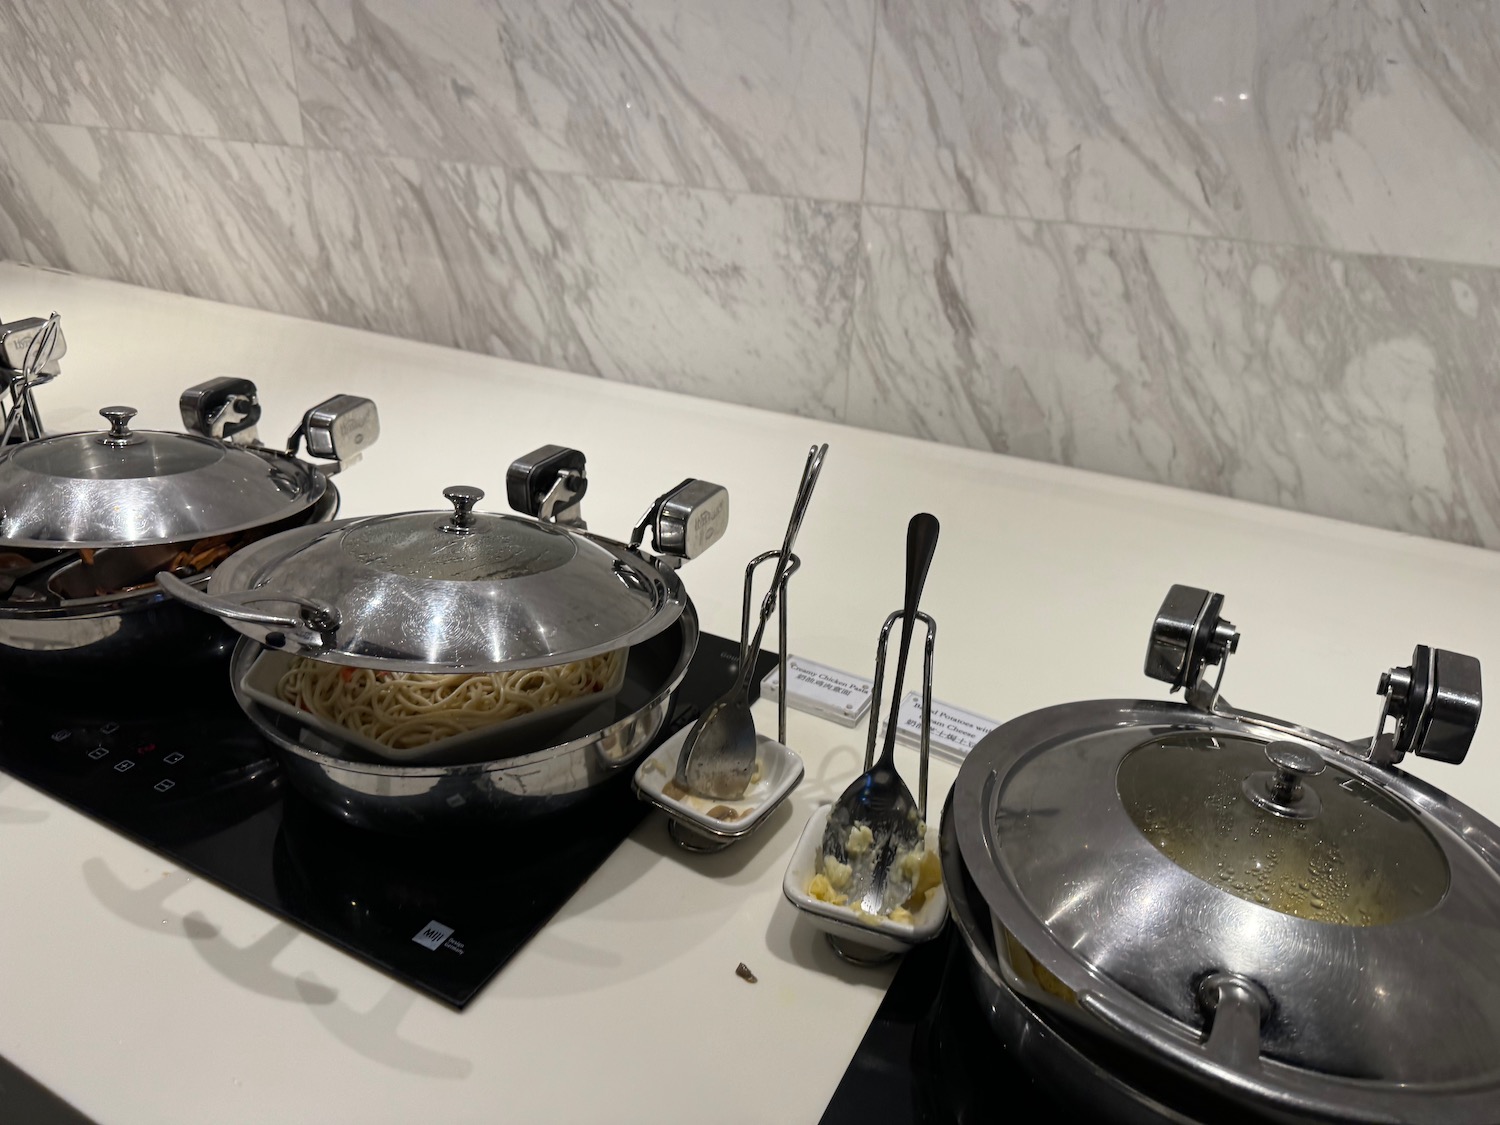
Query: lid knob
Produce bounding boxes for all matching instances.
[1243,740,1324,819]
[97,405,142,447]
[1265,741,1324,801]
[441,484,484,533]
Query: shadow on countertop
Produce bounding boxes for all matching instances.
[0,1053,97,1125]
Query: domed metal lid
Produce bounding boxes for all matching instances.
[950,585,1498,1121]
[160,485,689,673]
[0,406,326,549]
[1119,734,1453,926]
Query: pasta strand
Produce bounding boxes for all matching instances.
[275,650,623,749]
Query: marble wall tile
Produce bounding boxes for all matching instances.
[308,150,860,417]
[289,0,874,199]
[865,0,1500,267]
[1,0,1496,551]
[0,122,324,319]
[0,0,302,144]
[850,205,1500,547]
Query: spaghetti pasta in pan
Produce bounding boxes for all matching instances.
[241,647,628,765]
[275,649,625,750]
[159,454,731,824]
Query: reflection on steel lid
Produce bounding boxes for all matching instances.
[0,406,325,548]
[954,699,1500,1099]
[206,494,687,674]
[1117,732,1450,926]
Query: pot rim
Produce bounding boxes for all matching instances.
[227,602,700,779]
[951,697,1500,1122]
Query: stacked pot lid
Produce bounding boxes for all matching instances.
[192,484,688,672]
[0,406,327,549]
[947,584,1498,1123]
[160,460,731,675]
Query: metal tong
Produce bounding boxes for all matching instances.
[1,311,63,446]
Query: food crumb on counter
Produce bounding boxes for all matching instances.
[735,962,758,984]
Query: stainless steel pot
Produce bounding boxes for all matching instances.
[943,584,1496,1124]
[229,608,698,832]
[0,336,377,675]
[0,489,340,675]
[941,801,1212,1124]
[160,445,730,828]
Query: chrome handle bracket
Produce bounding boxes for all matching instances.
[628,478,729,568]
[0,313,66,376]
[1144,584,1240,712]
[506,444,588,529]
[1197,972,1271,1071]
[285,394,379,473]
[1361,645,1482,767]
[180,376,262,445]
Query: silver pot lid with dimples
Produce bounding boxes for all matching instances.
[156,445,729,674]
[948,584,1498,1123]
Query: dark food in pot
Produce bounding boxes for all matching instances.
[0,318,379,674]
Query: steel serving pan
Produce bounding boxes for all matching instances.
[229,608,699,832]
[945,584,1496,1123]
[159,445,730,827]
[941,797,1214,1124]
[0,358,377,676]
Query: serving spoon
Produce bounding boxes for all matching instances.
[0,551,76,599]
[674,442,827,799]
[821,511,939,916]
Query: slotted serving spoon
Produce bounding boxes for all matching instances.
[674,442,828,799]
[821,511,939,915]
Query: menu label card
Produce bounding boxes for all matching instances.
[761,656,874,727]
[892,691,999,761]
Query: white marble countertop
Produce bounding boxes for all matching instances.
[1,261,1498,1124]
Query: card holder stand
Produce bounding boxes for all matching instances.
[782,609,944,967]
[634,548,807,856]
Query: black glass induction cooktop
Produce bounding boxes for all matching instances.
[0,632,772,1010]
[819,930,1065,1125]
